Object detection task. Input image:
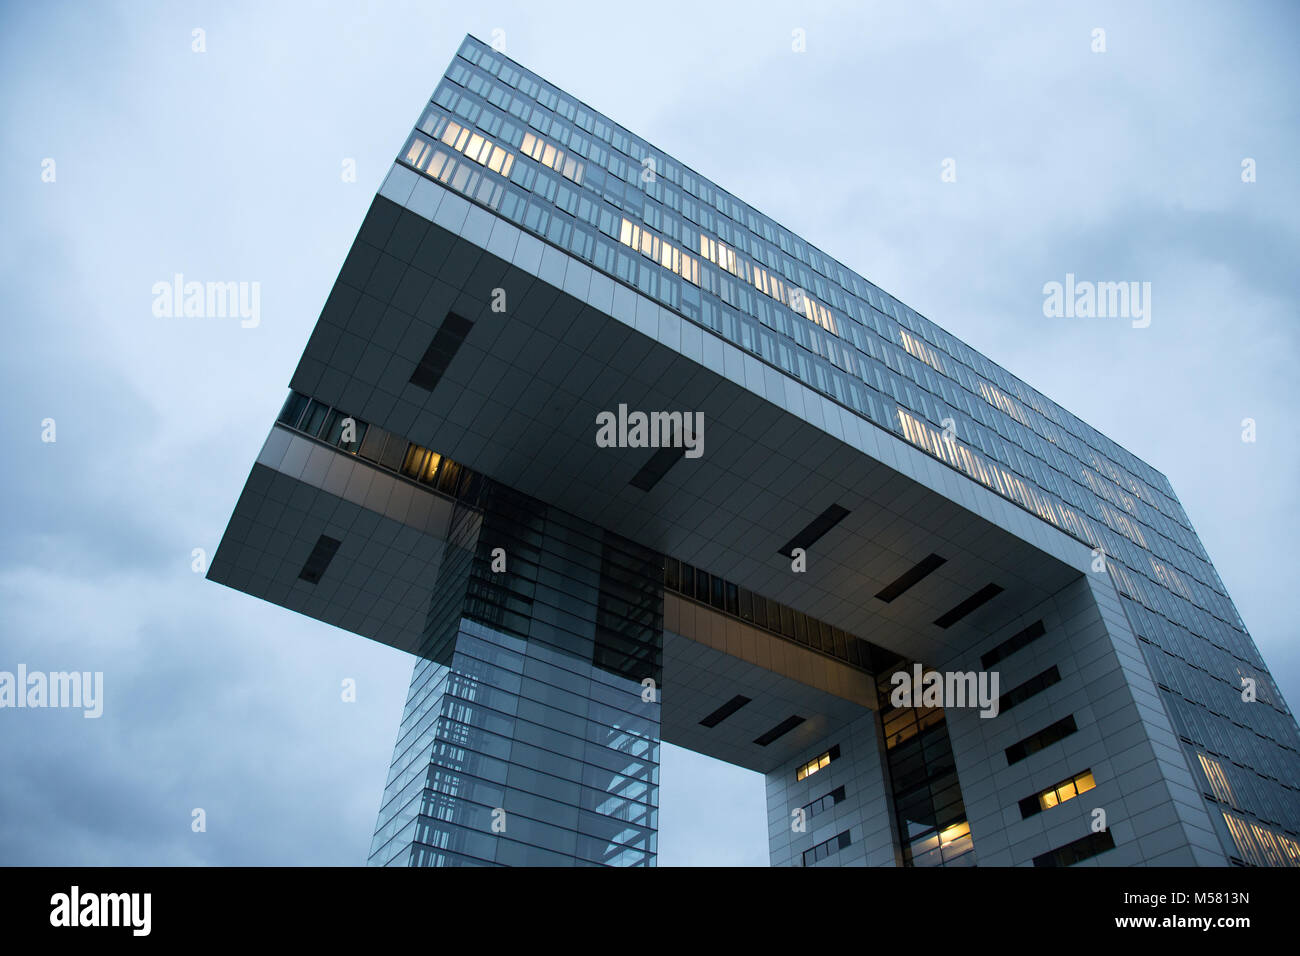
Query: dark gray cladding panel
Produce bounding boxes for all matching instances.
[208,461,454,658]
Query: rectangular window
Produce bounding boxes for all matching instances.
[801,784,846,822]
[357,424,388,463]
[679,562,695,599]
[1032,829,1116,867]
[1018,769,1097,818]
[1005,715,1078,766]
[796,744,841,782]
[663,557,679,592]
[802,830,852,866]
[277,391,308,429]
[999,665,1062,714]
[981,620,1047,669]
[301,399,329,438]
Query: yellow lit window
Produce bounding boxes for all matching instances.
[939,822,969,846]
[541,143,556,168]
[487,146,506,173]
[405,139,426,166]
[401,445,428,479]
[796,751,832,782]
[426,150,448,179]
[1036,770,1095,812]
[1198,755,1235,806]
[419,451,441,484]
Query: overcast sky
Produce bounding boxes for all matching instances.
[2,0,1296,866]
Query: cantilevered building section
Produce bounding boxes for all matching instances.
[209,35,1300,867]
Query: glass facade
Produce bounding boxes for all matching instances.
[368,478,663,866]
[876,668,975,867]
[375,34,1298,865]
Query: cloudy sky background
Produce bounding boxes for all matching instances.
[1,0,1296,866]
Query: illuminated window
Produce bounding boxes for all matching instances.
[618,218,699,286]
[516,129,583,183]
[900,329,945,373]
[405,137,431,168]
[407,117,515,183]
[978,381,1031,427]
[698,231,840,333]
[1198,753,1236,807]
[1018,769,1096,818]
[401,445,444,485]
[795,744,840,782]
[897,408,1062,530]
[1222,811,1300,867]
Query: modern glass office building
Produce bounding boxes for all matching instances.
[209,34,1300,867]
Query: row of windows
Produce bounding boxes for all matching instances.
[1019,769,1097,819]
[663,556,893,673]
[1144,636,1290,733]
[1220,811,1300,867]
[415,114,517,179]
[619,218,700,285]
[802,830,851,866]
[1130,591,1300,840]
[277,392,483,503]
[999,665,1062,715]
[1005,715,1079,766]
[801,785,846,822]
[893,405,1236,642]
[1172,704,1300,835]
[1032,830,1116,867]
[697,232,839,334]
[519,130,584,184]
[796,745,840,783]
[981,620,1047,669]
